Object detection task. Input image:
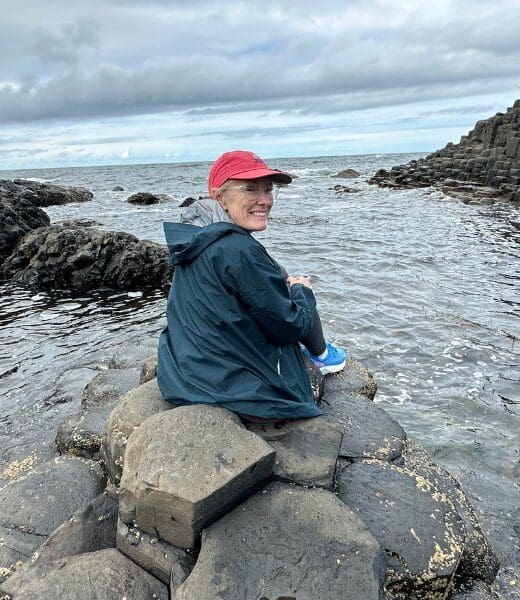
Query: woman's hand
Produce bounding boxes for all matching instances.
[287,275,313,289]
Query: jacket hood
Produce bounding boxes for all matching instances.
[163,221,248,266]
[180,197,233,227]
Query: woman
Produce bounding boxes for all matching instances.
[157,150,346,421]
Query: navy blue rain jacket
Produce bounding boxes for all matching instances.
[157,221,323,420]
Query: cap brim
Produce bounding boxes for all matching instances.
[230,167,292,184]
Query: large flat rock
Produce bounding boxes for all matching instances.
[56,368,140,458]
[0,456,105,582]
[119,405,275,549]
[247,416,342,488]
[100,377,173,484]
[0,548,168,599]
[323,392,405,461]
[174,481,386,600]
[338,460,466,599]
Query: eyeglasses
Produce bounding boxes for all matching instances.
[221,182,282,200]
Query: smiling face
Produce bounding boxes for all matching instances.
[213,177,276,232]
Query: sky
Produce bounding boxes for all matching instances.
[1,0,519,170]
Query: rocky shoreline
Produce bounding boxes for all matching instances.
[369,100,520,203]
[0,355,517,599]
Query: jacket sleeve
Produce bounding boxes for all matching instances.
[218,239,317,345]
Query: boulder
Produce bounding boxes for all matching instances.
[56,368,140,458]
[323,392,406,461]
[332,168,360,178]
[2,492,118,592]
[0,456,106,583]
[9,179,93,206]
[337,460,466,599]
[247,416,342,489]
[119,405,275,549]
[0,195,49,266]
[3,225,171,290]
[116,517,195,586]
[100,377,173,484]
[0,548,168,599]
[174,481,386,600]
[127,192,168,205]
[401,441,499,585]
[324,357,378,400]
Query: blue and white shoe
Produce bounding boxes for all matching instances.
[301,342,347,375]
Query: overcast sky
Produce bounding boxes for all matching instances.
[1,0,519,170]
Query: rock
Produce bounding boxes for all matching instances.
[179,196,204,208]
[2,225,171,290]
[59,219,102,227]
[452,580,498,599]
[332,168,360,178]
[0,456,106,583]
[401,440,499,585]
[119,405,275,549]
[139,356,157,384]
[491,567,520,600]
[323,392,406,461]
[174,481,386,600]
[56,368,140,459]
[302,354,325,404]
[330,184,362,193]
[337,460,466,599]
[0,548,168,599]
[112,186,124,191]
[369,100,520,201]
[247,416,342,489]
[127,192,168,205]
[100,378,173,484]
[116,517,195,586]
[324,357,378,400]
[2,492,118,592]
[0,195,49,266]
[9,179,93,206]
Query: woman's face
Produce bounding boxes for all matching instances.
[215,177,275,232]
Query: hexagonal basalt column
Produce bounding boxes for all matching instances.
[119,405,275,549]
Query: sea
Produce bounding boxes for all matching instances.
[0,153,518,567]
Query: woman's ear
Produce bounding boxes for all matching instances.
[213,189,228,211]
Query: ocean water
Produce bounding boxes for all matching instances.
[0,153,518,566]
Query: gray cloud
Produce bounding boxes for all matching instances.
[0,0,518,126]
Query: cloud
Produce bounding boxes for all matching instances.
[0,0,518,125]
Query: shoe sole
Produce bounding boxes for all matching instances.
[319,360,346,376]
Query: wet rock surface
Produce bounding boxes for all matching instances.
[337,458,498,599]
[174,481,386,600]
[330,393,406,461]
[0,456,105,582]
[127,192,169,204]
[369,99,520,202]
[0,548,168,599]
[119,406,275,549]
[0,195,49,266]
[0,179,93,208]
[56,368,140,458]
[332,168,360,178]
[2,225,171,290]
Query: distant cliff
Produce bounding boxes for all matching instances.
[370,99,520,201]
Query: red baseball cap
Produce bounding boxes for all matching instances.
[208,150,292,192]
